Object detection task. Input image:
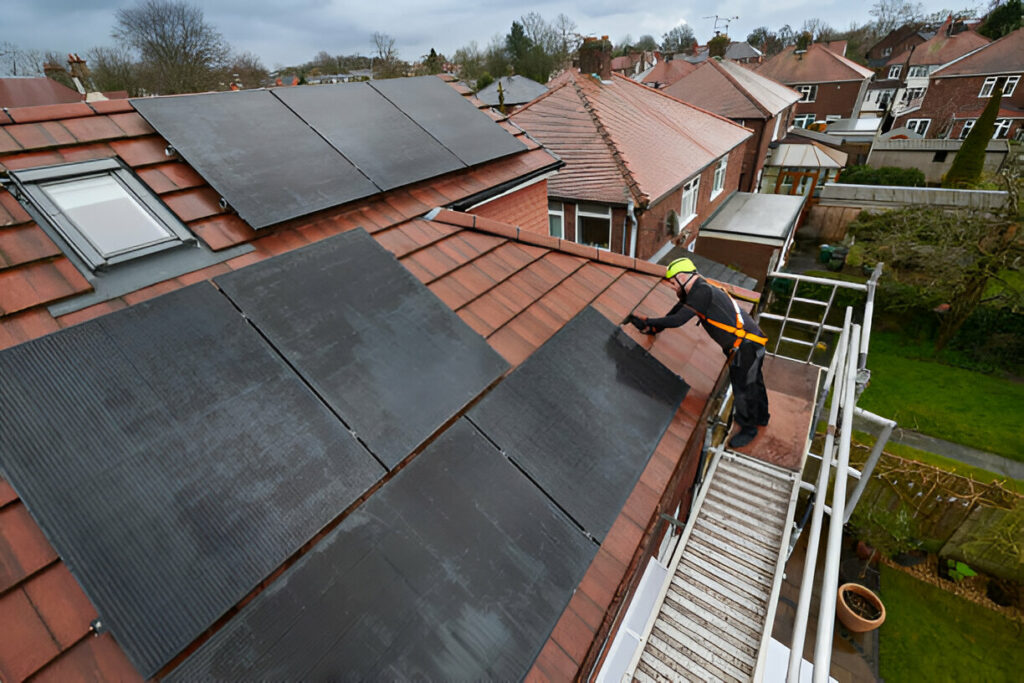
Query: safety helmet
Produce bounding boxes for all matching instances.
[665,257,697,280]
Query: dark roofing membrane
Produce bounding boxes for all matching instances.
[214,229,508,468]
[132,77,526,230]
[0,283,385,676]
[469,306,688,542]
[167,418,597,680]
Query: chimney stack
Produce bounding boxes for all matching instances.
[579,36,612,80]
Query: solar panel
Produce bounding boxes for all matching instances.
[131,90,379,230]
[214,229,508,468]
[274,83,465,191]
[166,418,597,680]
[0,283,385,676]
[369,76,528,166]
[468,306,688,542]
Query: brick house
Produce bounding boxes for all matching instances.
[864,23,933,72]
[892,27,1023,140]
[663,58,801,192]
[510,52,752,261]
[755,43,874,126]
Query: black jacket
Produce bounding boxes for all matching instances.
[646,277,764,354]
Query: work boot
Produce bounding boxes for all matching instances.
[729,426,758,449]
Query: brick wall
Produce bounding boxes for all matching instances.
[794,80,867,120]
[740,106,796,193]
[469,179,549,236]
[893,73,1024,140]
[694,237,779,288]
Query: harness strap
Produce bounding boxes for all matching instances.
[692,285,768,348]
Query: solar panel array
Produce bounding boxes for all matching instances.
[166,419,598,680]
[131,77,527,230]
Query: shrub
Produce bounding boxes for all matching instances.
[838,165,925,187]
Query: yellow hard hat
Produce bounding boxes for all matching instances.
[665,257,697,279]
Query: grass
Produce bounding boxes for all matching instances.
[859,332,1024,461]
[878,564,1024,682]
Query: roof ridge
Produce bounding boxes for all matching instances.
[621,72,754,132]
[510,78,570,115]
[815,43,874,78]
[708,60,772,118]
[569,74,646,205]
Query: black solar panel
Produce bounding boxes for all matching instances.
[214,229,508,468]
[274,83,465,191]
[166,418,597,680]
[0,283,385,677]
[469,307,688,542]
[131,90,379,229]
[370,76,527,166]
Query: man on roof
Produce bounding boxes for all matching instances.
[629,257,770,448]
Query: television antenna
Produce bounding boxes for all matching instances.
[704,15,739,35]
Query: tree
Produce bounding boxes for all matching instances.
[943,85,1003,188]
[801,18,836,41]
[635,35,659,51]
[870,0,925,35]
[615,34,634,57]
[227,52,268,89]
[661,24,696,54]
[88,46,144,95]
[113,0,230,94]
[453,41,484,84]
[979,0,1023,39]
[553,13,580,63]
[372,32,402,78]
[0,42,45,77]
[421,48,444,74]
[505,20,554,83]
[707,33,730,58]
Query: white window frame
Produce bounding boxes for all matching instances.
[8,158,193,271]
[906,118,930,135]
[904,87,926,101]
[882,47,892,57]
[797,85,817,102]
[887,65,902,79]
[711,155,728,198]
[679,176,700,226]
[793,113,816,128]
[575,202,612,250]
[548,200,564,238]
[960,119,976,139]
[771,114,782,141]
[1006,75,1020,96]
[908,65,929,78]
[825,114,841,122]
[993,118,1011,139]
[979,75,1019,97]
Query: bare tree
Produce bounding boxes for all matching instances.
[113,0,230,94]
[88,46,145,95]
[372,32,402,78]
[870,0,926,35]
[227,51,268,89]
[0,42,45,77]
[553,13,580,59]
[801,18,836,41]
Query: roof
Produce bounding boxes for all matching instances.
[475,75,548,106]
[820,40,848,56]
[699,192,805,242]
[755,43,874,84]
[0,77,83,108]
[0,77,766,681]
[904,18,990,67]
[933,27,1023,76]
[639,59,698,88]
[657,249,758,290]
[510,71,752,206]
[767,141,847,169]
[663,59,800,119]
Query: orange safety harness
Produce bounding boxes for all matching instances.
[691,283,769,349]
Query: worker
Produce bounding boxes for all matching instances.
[628,258,770,448]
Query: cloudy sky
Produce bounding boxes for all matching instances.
[5,0,978,69]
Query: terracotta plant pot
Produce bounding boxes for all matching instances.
[837,583,886,632]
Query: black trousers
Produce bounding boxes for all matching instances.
[729,341,770,429]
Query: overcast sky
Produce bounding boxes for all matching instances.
[5,0,978,69]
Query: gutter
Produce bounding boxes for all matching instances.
[448,159,564,211]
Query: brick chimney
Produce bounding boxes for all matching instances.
[579,36,612,80]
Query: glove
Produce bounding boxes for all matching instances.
[626,314,661,336]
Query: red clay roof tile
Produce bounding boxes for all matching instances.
[531,640,579,681]
[0,588,62,682]
[190,214,257,251]
[7,102,93,125]
[23,563,98,649]
[550,605,592,665]
[163,187,224,223]
[0,128,20,154]
[0,479,17,507]
[87,99,135,115]
[0,192,32,226]
[58,142,116,164]
[1,149,66,171]
[31,633,143,683]
[0,308,61,350]
[5,122,74,151]
[56,299,128,329]
[0,259,91,316]
[0,224,61,268]
[106,112,154,137]
[107,136,168,167]
[58,115,126,144]
[0,503,59,592]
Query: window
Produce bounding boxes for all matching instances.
[575,203,611,249]
[908,65,929,78]
[548,201,564,238]
[825,114,841,122]
[771,114,782,141]
[906,118,930,135]
[793,113,816,128]
[904,87,925,101]
[882,47,892,57]
[797,85,817,102]
[979,75,1019,97]
[711,155,728,198]
[680,176,700,225]
[960,119,976,139]
[933,151,948,162]
[888,65,902,79]
[8,159,193,271]
[993,118,1011,139]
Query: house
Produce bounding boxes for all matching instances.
[0,72,829,682]
[509,46,752,261]
[0,77,83,108]
[865,23,933,71]
[675,41,764,65]
[892,27,1023,140]
[474,75,547,111]
[611,51,660,77]
[884,16,991,128]
[662,59,802,192]
[636,58,698,89]
[755,43,874,126]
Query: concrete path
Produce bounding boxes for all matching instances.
[855,415,1024,481]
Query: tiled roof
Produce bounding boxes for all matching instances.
[0,78,83,109]
[820,40,848,57]
[933,27,1022,76]
[907,18,990,67]
[755,43,874,84]
[663,59,800,119]
[639,59,698,88]
[0,80,765,681]
[511,71,751,206]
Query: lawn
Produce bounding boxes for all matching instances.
[878,564,1024,682]
[859,332,1024,461]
